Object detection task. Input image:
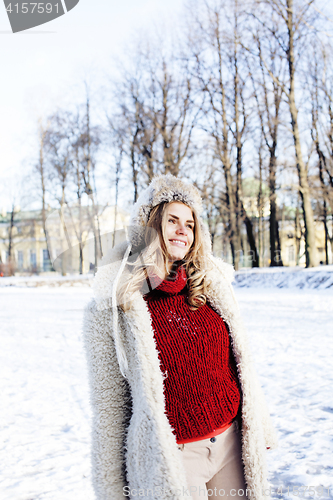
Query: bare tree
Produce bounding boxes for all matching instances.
[257,135,265,265]
[6,203,18,275]
[105,112,125,246]
[193,156,224,250]
[321,45,333,262]
[0,178,32,276]
[308,42,333,264]
[252,0,319,266]
[248,24,287,266]
[231,1,259,267]
[81,87,103,270]
[188,0,259,268]
[109,34,200,199]
[151,57,200,177]
[188,1,240,268]
[108,57,158,199]
[66,108,96,274]
[34,118,54,271]
[44,113,71,275]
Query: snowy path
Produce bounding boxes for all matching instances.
[235,288,333,499]
[1,286,332,499]
[0,287,94,500]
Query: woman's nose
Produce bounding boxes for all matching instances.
[176,223,187,234]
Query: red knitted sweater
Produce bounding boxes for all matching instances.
[143,265,241,442]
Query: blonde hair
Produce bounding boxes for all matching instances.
[117,201,209,311]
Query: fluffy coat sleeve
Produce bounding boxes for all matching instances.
[83,299,132,500]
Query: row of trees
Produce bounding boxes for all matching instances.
[106,0,333,268]
[4,0,333,272]
[34,91,104,274]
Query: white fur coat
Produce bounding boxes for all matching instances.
[83,241,278,500]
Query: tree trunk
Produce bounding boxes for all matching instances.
[323,201,329,265]
[78,190,83,275]
[79,244,83,274]
[295,202,301,266]
[269,154,277,266]
[275,219,283,266]
[268,150,283,266]
[39,129,55,272]
[224,164,240,270]
[242,209,259,267]
[218,29,241,270]
[60,193,68,276]
[7,205,15,276]
[317,143,329,266]
[287,0,317,267]
[257,143,264,267]
[113,149,122,247]
[234,4,243,264]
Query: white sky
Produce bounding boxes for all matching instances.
[0,0,183,210]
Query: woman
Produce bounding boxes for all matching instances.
[83,174,277,500]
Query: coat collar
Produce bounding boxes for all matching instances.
[92,241,236,321]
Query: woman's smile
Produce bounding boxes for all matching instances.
[169,239,187,247]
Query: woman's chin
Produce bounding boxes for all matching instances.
[168,253,186,263]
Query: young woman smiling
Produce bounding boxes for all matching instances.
[164,202,194,264]
[83,174,277,500]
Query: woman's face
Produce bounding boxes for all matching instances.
[164,202,194,263]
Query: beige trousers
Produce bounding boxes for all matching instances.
[178,422,249,499]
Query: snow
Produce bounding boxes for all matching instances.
[0,273,93,288]
[1,270,332,499]
[0,287,94,500]
[236,287,333,499]
[234,265,333,290]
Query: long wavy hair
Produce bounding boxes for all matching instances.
[117,201,210,312]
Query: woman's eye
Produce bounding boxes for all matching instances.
[168,218,193,229]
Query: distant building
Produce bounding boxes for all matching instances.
[0,204,130,275]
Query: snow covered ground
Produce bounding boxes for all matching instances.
[1,270,332,499]
[234,265,333,290]
[0,273,93,288]
[236,287,333,499]
[1,287,94,500]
